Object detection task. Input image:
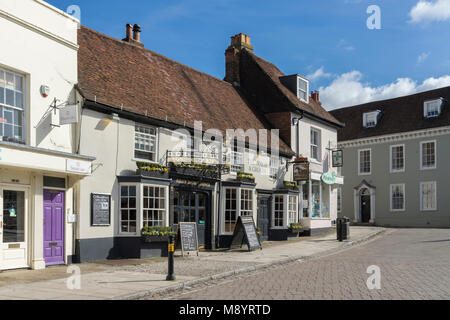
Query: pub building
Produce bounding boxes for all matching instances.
[72,24,344,262]
[0,1,94,271]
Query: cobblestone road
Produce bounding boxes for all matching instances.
[151,229,450,300]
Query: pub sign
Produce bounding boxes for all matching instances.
[293,160,310,181]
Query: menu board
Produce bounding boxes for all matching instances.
[91,193,111,226]
[229,216,262,252]
[176,222,199,256]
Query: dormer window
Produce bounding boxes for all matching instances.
[297,76,309,103]
[279,74,309,103]
[363,110,381,128]
[424,98,444,118]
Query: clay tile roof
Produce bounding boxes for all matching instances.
[244,51,344,127]
[329,86,450,142]
[77,26,293,156]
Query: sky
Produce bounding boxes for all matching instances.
[47,0,450,110]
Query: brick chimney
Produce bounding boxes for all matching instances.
[225,33,254,84]
[122,23,144,47]
[311,91,320,103]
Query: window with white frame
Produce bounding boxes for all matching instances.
[424,99,443,118]
[223,188,254,233]
[310,128,321,161]
[421,141,436,169]
[0,68,25,142]
[421,182,437,211]
[391,145,405,172]
[288,195,299,224]
[240,189,253,216]
[135,125,157,162]
[120,185,137,233]
[273,195,284,227]
[358,149,371,175]
[143,185,166,227]
[270,157,279,179]
[390,184,405,211]
[337,187,342,213]
[230,151,244,173]
[297,77,309,102]
[224,188,237,233]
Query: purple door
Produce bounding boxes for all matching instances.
[43,190,65,266]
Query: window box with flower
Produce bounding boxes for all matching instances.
[136,162,169,179]
[283,181,300,191]
[141,226,177,243]
[287,223,304,239]
[169,162,220,180]
[236,172,255,184]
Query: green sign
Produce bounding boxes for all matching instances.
[321,172,336,185]
[332,150,343,167]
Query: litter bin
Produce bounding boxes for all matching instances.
[337,217,350,241]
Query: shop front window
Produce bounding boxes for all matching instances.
[240,189,253,217]
[311,181,322,218]
[120,186,137,233]
[3,190,25,243]
[273,195,284,227]
[143,186,166,227]
[302,182,309,218]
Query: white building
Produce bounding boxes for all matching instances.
[0,0,94,270]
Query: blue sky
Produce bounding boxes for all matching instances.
[47,0,450,109]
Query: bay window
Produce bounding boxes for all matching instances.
[143,186,166,227]
[120,185,137,233]
[223,187,254,233]
[0,68,25,142]
[288,195,299,225]
[273,195,284,227]
[119,183,169,234]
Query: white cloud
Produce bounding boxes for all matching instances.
[409,0,450,23]
[306,67,333,82]
[318,71,450,110]
[338,39,355,51]
[417,52,430,64]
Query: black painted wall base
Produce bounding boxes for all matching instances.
[216,235,233,249]
[74,236,168,263]
[268,229,289,241]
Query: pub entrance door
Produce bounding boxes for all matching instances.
[174,190,210,247]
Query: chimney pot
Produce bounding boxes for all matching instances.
[311,91,320,103]
[133,24,141,42]
[125,23,133,40]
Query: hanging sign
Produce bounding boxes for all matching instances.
[66,159,91,174]
[176,222,199,256]
[332,150,344,168]
[321,172,337,185]
[229,216,262,252]
[60,104,79,125]
[293,161,310,181]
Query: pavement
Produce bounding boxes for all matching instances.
[0,226,385,300]
[161,228,450,300]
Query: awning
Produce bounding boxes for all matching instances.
[0,141,95,176]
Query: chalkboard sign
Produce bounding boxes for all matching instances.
[229,216,262,252]
[176,222,199,256]
[91,193,111,226]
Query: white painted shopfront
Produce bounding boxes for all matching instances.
[0,0,94,270]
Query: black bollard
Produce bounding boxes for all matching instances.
[166,235,176,281]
